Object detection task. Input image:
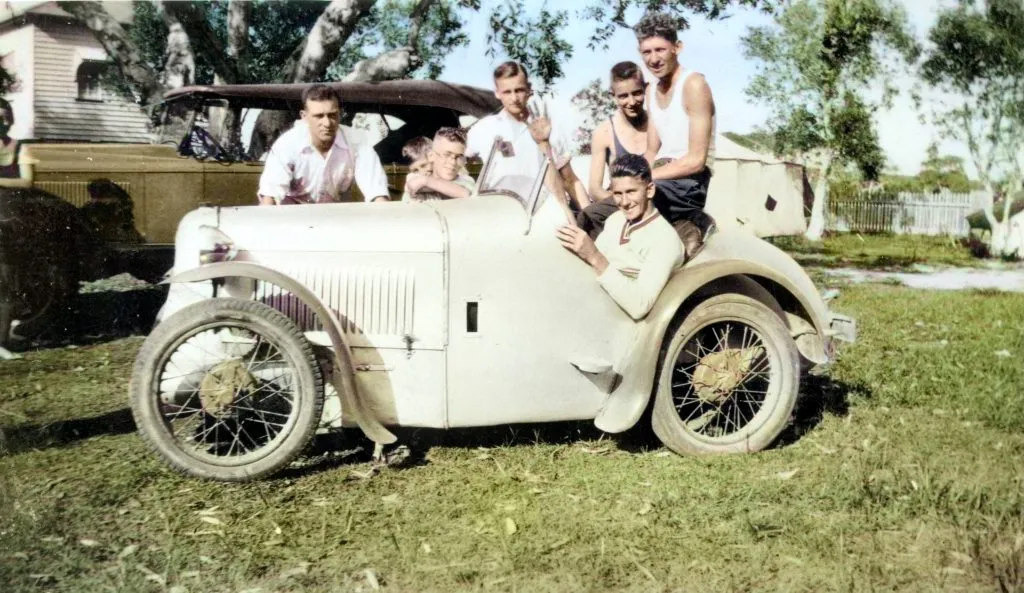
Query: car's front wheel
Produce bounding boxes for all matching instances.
[130,298,323,481]
[652,293,800,455]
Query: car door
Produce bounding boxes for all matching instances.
[439,180,637,428]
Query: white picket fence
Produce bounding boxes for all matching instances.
[827,190,989,236]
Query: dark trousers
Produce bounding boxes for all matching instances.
[577,168,713,240]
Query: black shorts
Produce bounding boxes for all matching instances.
[576,168,712,239]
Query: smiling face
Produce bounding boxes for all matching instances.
[301,98,340,148]
[638,36,682,82]
[429,136,466,181]
[610,174,656,222]
[611,77,646,120]
[494,72,531,120]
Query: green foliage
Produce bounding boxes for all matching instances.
[722,129,774,152]
[578,0,775,51]
[570,77,616,154]
[486,2,573,88]
[0,54,19,96]
[125,0,470,85]
[742,0,918,179]
[920,0,1024,197]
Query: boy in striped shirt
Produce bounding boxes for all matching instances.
[556,153,684,320]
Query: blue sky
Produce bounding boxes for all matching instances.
[438,0,967,177]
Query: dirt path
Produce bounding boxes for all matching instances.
[819,264,1024,292]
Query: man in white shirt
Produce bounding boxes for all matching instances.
[258,84,390,205]
[556,153,684,320]
[466,61,590,212]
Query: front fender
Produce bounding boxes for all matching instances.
[167,261,397,446]
[593,258,832,434]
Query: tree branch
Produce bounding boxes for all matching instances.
[157,2,195,90]
[56,1,163,105]
[163,1,240,84]
[406,0,434,48]
[227,0,250,82]
[343,0,436,83]
[289,0,376,82]
[344,48,421,82]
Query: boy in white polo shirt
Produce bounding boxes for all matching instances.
[556,153,684,320]
[403,127,476,202]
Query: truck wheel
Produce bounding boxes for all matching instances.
[130,298,323,481]
[652,293,800,455]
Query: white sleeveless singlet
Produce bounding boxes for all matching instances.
[648,69,716,163]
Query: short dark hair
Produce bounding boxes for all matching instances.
[401,136,432,162]
[493,61,528,82]
[610,153,652,184]
[433,126,467,146]
[610,61,644,86]
[301,84,341,109]
[633,12,679,44]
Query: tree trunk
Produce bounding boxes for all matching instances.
[804,152,833,241]
[226,0,250,83]
[158,3,195,90]
[208,0,250,148]
[163,1,241,86]
[289,0,376,83]
[56,1,163,106]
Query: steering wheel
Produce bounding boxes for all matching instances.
[180,126,229,162]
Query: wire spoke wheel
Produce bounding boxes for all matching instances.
[653,294,800,455]
[671,321,771,439]
[131,298,323,481]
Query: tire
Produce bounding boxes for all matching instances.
[652,293,800,455]
[130,298,323,481]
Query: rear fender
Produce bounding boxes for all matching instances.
[167,262,397,445]
[593,261,831,434]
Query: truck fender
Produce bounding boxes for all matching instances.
[594,261,829,434]
[167,261,397,446]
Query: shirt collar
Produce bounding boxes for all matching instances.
[295,120,351,154]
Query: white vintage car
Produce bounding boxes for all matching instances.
[131,138,856,482]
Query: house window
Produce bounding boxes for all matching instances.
[76,61,110,101]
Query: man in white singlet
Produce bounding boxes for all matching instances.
[635,12,717,249]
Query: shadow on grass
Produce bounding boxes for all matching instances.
[0,407,136,456]
[279,421,611,479]
[285,376,870,478]
[7,286,165,352]
[775,374,870,448]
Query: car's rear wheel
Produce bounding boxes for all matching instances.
[130,298,323,481]
[652,294,799,455]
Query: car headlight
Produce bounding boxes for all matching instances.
[197,225,238,265]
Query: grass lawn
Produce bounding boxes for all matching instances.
[2,285,1024,592]
[768,233,981,270]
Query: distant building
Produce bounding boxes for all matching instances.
[0,1,151,143]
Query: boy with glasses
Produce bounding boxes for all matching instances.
[403,127,475,202]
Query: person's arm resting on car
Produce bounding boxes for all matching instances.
[650,74,713,181]
[595,236,681,320]
[257,145,291,205]
[556,224,681,320]
[405,174,471,200]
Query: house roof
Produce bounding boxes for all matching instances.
[163,80,502,118]
[0,1,132,25]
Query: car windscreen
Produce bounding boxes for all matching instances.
[475,139,545,208]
